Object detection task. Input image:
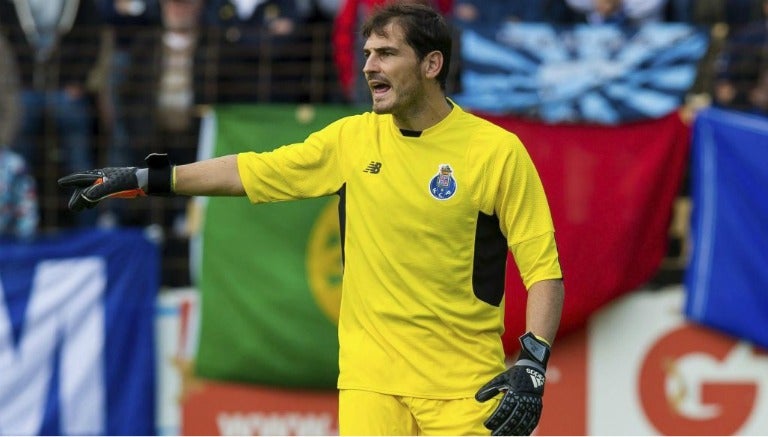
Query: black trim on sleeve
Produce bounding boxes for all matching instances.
[472,212,508,306]
[337,184,347,266]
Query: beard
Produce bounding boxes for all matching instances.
[369,63,426,116]
[371,80,424,117]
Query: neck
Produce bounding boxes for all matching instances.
[392,91,452,131]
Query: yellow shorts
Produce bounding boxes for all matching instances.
[338,389,499,436]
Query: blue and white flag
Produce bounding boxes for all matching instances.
[453,23,708,124]
[0,229,158,435]
[685,108,768,349]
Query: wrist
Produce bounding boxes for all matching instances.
[136,168,149,191]
[516,332,551,369]
[144,153,175,196]
[171,166,177,192]
[533,334,551,347]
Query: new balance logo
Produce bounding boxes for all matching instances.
[363,161,382,174]
[527,368,545,388]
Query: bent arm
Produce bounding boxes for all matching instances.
[525,278,564,345]
[173,155,245,196]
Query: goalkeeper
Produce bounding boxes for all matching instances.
[59,3,564,435]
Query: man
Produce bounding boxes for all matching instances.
[1,32,38,240]
[712,0,768,113]
[59,2,564,435]
[1,0,101,227]
[201,0,304,103]
[565,0,668,25]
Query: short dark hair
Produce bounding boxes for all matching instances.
[361,2,452,89]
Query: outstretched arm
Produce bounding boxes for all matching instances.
[174,155,244,196]
[58,153,246,211]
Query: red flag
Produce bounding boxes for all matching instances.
[474,112,691,353]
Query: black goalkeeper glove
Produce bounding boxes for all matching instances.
[475,332,551,436]
[58,153,174,211]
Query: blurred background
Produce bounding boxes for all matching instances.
[0,0,767,435]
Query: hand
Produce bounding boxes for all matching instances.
[475,332,550,436]
[58,166,144,211]
[58,153,173,211]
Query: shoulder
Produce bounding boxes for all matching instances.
[326,111,390,131]
[456,109,523,147]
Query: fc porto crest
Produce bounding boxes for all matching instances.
[429,164,457,200]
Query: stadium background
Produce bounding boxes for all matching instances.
[1,1,767,435]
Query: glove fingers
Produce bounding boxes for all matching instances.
[475,386,500,403]
[475,375,506,402]
[67,191,82,211]
[484,392,515,430]
[492,407,533,436]
[58,172,102,187]
[485,392,543,435]
[505,409,534,436]
[67,189,97,211]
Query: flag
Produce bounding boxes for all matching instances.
[194,105,358,388]
[0,229,158,435]
[473,112,692,351]
[685,107,768,349]
[454,23,708,124]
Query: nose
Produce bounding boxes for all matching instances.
[363,54,379,75]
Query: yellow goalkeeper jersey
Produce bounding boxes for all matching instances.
[237,101,562,398]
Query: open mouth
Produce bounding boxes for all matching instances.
[370,81,391,96]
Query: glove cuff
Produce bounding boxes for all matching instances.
[517,332,551,369]
[145,153,175,196]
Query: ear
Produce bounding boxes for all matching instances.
[422,50,444,80]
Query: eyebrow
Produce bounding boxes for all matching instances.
[363,45,399,54]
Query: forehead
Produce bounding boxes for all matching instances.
[363,21,409,50]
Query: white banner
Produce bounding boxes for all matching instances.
[588,287,768,435]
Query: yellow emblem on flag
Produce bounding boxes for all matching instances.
[306,197,343,324]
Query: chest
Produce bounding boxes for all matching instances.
[344,135,486,224]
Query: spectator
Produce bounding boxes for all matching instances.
[0,0,101,228]
[294,0,346,102]
[747,68,768,114]
[332,0,453,104]
[0,33,38,240]
[0,34,22,162]
[296,0,343,21]
[94,0,161,227]
[155,0,206,131]
[97,0,205,233]
[453,0,576,27]
[0,149,38,241]
[712,0,768,112]
[664,0,693,22]
[201,0,304,103]
[95,0,160,165]
[691,0,764,30]
[565,0,668,25]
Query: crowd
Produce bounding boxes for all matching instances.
[1,0,767,285]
